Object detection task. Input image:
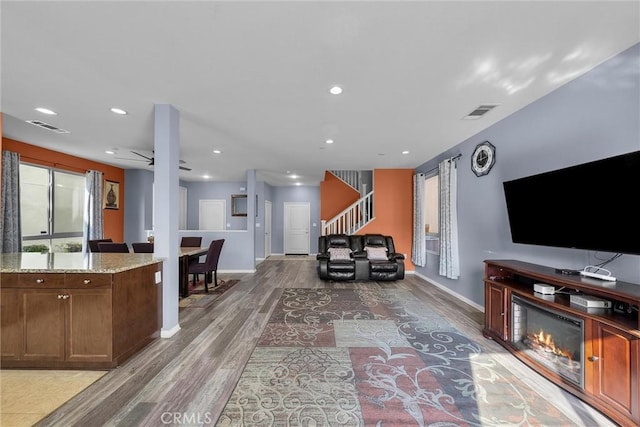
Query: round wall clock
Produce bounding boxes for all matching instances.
[471,141,496,177]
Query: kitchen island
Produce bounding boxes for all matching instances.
[0,252,163,369]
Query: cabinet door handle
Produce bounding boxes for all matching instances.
[83,279,91,285]
[500,312,505,316]
[63,294,70,300]
[36,279,45,284]
[57,294,65,299]
[588,355,599,362]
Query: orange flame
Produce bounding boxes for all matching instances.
[529,329,573,363]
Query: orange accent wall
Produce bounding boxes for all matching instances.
[2,137,125,242]
[358,169,414,271]
[320,171,360,220]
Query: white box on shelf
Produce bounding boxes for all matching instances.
[570,294,612,308]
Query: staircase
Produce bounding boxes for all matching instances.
[321,191,374,235]
[330,170,365,195]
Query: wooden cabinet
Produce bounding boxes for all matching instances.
[587,321,639,421]
[483,259,640,427]
[66,288,113,362]
[22,289,66,361]
[0,289,22,360]
[484,282,508,341]
[0,261,161,369]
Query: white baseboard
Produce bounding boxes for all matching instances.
[161,324,181,338]
[413,271,484,312]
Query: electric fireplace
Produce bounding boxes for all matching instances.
[511,295,584,389]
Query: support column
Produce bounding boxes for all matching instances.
[154,104,180,337]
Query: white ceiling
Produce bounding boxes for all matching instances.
[2,1,639,186]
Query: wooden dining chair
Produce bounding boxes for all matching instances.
[181,236,204,282]
[188,239,224,292]
[88,238,112,252]
[98,242,130,253]
[180,236,202,247]
[131,242,154,253]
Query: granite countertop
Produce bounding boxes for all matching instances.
[0,253,163,274]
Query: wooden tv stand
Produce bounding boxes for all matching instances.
[483,259,639,427]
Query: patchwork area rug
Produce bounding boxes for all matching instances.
[179,279,239,309]
[216,288,577,426]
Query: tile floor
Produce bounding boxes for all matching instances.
[0,369,106,426]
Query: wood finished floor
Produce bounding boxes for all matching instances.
[34,258,616,426]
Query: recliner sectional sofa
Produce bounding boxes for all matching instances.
[317,234,405,281]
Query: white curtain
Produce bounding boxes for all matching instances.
[411,173,426,267]
[1,151,22,253]
[83,170,104,252]
[438,159,460,279]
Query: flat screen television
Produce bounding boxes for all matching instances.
[503,150,640,255]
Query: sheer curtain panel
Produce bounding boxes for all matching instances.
[83,170,104,252]
[1,151,22,253]
[411,173,426,267]
[438,159,460,279]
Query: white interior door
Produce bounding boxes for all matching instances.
[199,200,225,231]
[265,200,272,257]
[284,202,310,254]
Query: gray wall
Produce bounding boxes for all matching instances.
[415,43,640,306]
[123,170,322,269]
[124,169,154,244]
[270,185,321,255]
[186,181,248,231]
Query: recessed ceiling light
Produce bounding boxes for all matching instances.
[329,86,342,95]
[203,174,211,179]
[213,150,222,154]
[35,107,57,115]
[110,107,127,115]
[295,182,302,186]
[289,174,299,179]
[325,139,334,144]
[402,150,410,155]
[105,150,115,155]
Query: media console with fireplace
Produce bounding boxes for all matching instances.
[483,259,639,427]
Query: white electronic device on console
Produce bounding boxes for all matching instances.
[579,271,617,282]
[533,283,555,295]
[570,294,612,308]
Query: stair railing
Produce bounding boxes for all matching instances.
[321,191,374,236]
[330,170,361,193]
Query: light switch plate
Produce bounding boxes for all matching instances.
[155,271,162,284]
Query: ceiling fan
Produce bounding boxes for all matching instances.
[119,151,192,171]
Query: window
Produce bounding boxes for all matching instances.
[20,164,85,252]
[424,173,440,254]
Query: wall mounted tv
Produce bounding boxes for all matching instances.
[503,150,640,255]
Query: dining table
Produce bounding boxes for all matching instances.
[178,246,209,298]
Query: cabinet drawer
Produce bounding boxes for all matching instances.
[64,274,112,288]
[0,273,21,288]
[17,273,65,288]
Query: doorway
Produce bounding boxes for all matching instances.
[284,202,310,255]
[265,200,272,258]
[199,200,225,230]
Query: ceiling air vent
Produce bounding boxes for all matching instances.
[26,120,70,134]
[463,104,498,120]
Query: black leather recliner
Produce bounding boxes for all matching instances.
[362,234,405,281]
[317,234,405,281]
[317,234,367,280]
